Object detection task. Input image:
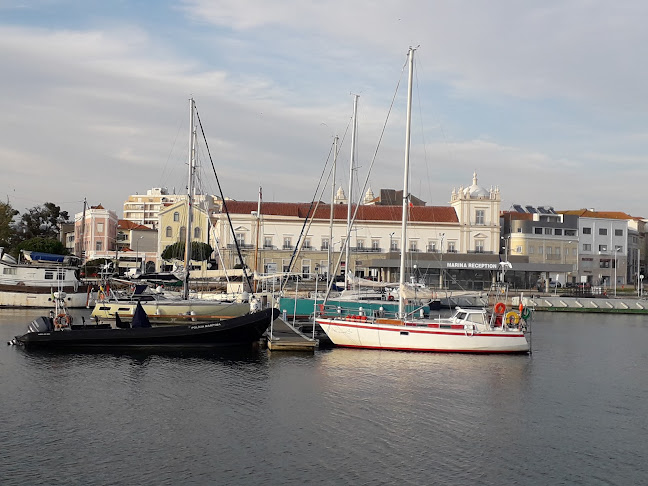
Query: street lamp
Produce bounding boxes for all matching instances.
[614,247,621,297]
[136,236,144,274]
[389,232,395,252]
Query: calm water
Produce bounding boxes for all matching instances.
[1,308,647,485]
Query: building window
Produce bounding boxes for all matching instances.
[97,222,104,233]
[390,239,398,251]
[599,244,607,252]
[194,227,201,239]
[556,247,561,256]
[583,227,591,234]
[96,241,102,251]
[615,229,623,236]
[302,262,311,278]
[372,240,380,251]
[547,246,552,255]
[321,237,329,250]
[534,228,542,234]
[448,242,456,252]
[356,239,365,250]
[427,241,436,252]
[264,236,273,249]
[179,227,186,241]
[283,237,292,250]
[475,240,484,253]
[539,246,543,255]
[173,212,180,222]
[515,246,522,253]
[599,228,607,236]
[544,228,552,235]
[583,243,591,251]
[304,238,312,250]
[236,233,245,246]
[409,240,418,252]
[565,229,577,236]
[475,209,485,225]
[615,245,623,252]
[529,246,534,254]
[554,228,562,235]
[165,226,172,238]
[600,259,610,268]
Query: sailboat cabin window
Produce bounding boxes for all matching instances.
[173,212,180,222]
[166,226,172,238]
[44,272,54,280]
[194,227,201,239]
[3,268,17,275]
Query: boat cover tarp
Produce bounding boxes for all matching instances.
[131,301,152,328]
[23,251,67,263]
[399,283,436,300]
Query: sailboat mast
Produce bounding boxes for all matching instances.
[328,135,338,288]
[253,186,262,292]
[346,94,359,287]
[399,47,415,318]
[183,98,197,300]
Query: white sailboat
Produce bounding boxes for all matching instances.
[91,98,251,324]
[315,48,530,353]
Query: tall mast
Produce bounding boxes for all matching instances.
[183,98,197,300]
[346,94,359,287]
[399,47,415,318]
[253,186,262,292]
[328,135,338,288]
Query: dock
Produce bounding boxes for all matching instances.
[518,295,648,314]
[266,317,317,352]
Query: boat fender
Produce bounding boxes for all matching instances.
[504,311,520,326]
[494,302,506,315]
[521,307,532,321]
[54,313,71,329]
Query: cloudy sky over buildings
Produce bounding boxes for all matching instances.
[2,1,647,218]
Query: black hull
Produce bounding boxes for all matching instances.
[16,308,279,349]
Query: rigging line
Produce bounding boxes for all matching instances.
[194,105,253,295]
[324,56,408,303]
[280,137,337,292]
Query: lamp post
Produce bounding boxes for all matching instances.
[389,232,395,252]
[614,247,620,297]
[136,236,144,274]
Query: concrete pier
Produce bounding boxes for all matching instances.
[517,295,648,314]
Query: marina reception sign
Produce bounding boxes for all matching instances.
[445,262,500,270]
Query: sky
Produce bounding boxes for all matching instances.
[2,0,648,220]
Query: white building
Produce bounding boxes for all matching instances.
[123,188,185,230]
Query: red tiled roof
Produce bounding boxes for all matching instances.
[118,220,154,230]
[558,209,641,220]
[221,201,458,223]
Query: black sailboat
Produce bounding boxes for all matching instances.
[12,301,278,349]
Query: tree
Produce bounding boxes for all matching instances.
[13,202,70,243]
[16,237,68,256]
[161,242,213,262]
[0,200,18,247]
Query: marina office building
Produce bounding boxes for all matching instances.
[210,174,570,290]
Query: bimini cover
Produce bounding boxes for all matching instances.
[131,301,152,328]
[22,251,66,263]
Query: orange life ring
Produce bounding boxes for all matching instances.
[494,302,506,315]
[54,313,71,329]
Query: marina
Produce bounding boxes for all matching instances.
[2,307,647,485]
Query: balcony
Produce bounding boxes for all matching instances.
[350,247,382,253]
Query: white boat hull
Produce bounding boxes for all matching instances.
[0,289,90,308]
[91,300,251,324]
[316,316,529,353]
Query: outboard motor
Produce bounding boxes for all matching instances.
[27,316,53,333]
